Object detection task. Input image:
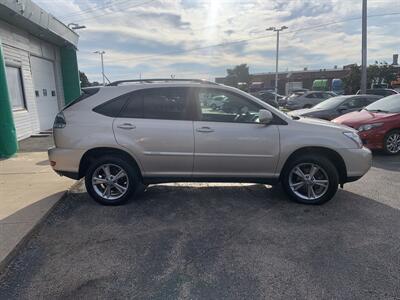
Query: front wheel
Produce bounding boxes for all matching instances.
[384,130,400,155]
[281,155,339,205]
[85,156,139,205]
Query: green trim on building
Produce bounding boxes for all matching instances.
[0,39,18,158]
[60,47,81,105]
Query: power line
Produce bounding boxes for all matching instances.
[67,0,157,22]
[103,12,400,63]
[57,0,134,19]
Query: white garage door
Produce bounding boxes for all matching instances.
[30,56,59,131]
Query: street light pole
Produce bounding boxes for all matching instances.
[361,0,368,94]
[266,26,288,102]
[94,51,106,86]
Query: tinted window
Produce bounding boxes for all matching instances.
[142,88,190,120]
[197,88,263,123]
[344,97,368,108]
[305,93,316,98]
[94,94,129,117]
[119,93,143,118]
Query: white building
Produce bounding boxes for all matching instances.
[0,0,80,141]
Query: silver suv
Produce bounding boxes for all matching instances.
[48,79,372,205]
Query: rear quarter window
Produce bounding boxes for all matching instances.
[64,88,100,109]
[93,94,130,117]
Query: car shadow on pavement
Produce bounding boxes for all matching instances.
[372,152,400,172]
[0,182,399,299]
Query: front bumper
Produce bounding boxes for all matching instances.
[336,147,372,179]
[48,147,85,179]
[358,129,385,150]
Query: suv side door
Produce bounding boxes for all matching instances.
[113,87,195,178]
[192,87,280,178]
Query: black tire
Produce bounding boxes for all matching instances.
[383,130,400,155]
[303,104,312,109]
[281,154,339,205]
[85,155,140,205]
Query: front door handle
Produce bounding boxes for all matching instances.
[117,123,136,130]
[196,126,214,133]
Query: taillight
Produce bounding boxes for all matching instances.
[53,112,66,128]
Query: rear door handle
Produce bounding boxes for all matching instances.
[196,126,214,133]
[117,123,136,130]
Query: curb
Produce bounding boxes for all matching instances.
[0,190,70,274]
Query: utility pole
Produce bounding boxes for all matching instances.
[94,50,106,86]
[361,0,367,94]
[266,26,288,102]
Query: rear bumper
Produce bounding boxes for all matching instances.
[48,147,85,179]
[337,147,372,180]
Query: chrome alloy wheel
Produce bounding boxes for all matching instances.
[289,163,329,201]
[92,164,129,200]
[386,132,400,154]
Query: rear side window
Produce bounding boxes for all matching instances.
[119,87,191,120]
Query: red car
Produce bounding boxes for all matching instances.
[332,94,400,155]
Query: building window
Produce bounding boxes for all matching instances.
[5,66,26,110]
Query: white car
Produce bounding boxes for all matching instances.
[48,79,371,205]
[286,91,337,110]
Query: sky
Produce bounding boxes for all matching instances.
[35,0,400,83]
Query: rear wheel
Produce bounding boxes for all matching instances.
[85,156,139,205]
[282,155,339,205]
[384,130,400,155]
[303,104,312,108]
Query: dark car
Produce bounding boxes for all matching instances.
[356,88,399,97]
[250,90,281,108]
[288,94,382,120]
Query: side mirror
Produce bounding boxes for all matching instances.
[337,105,347,112]
[259,109,273,124]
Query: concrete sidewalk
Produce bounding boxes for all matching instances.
[0,136,74,270]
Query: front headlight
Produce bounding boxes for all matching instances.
[358,123,383,132]
[343,131,363,148]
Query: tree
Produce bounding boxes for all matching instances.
[225,64,250,88]
[79,71,91,88]
[343,62,397,94]
[342,65,360,94]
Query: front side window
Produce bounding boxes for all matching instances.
[197,89,262,123]
[345,97,368,108]
[305,93,316,99]
[5,66,26,110]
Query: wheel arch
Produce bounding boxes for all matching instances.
[279,146,347,184]
[78,147,142,179]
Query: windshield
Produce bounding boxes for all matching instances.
[314,96,349,109]
[288,92,304,98]
[365,95,400,113]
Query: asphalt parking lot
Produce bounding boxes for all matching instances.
[0,154,399,299]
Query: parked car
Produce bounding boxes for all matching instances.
[288,95,382,120]
[356,88,399,97]
[49,79,371,205]
[333,94,400,155]
[286,91,337,110]
[250,90,281,108]
[280,90,308,107]
[206,95,228,110]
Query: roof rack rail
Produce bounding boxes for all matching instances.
[107,78,218,86]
